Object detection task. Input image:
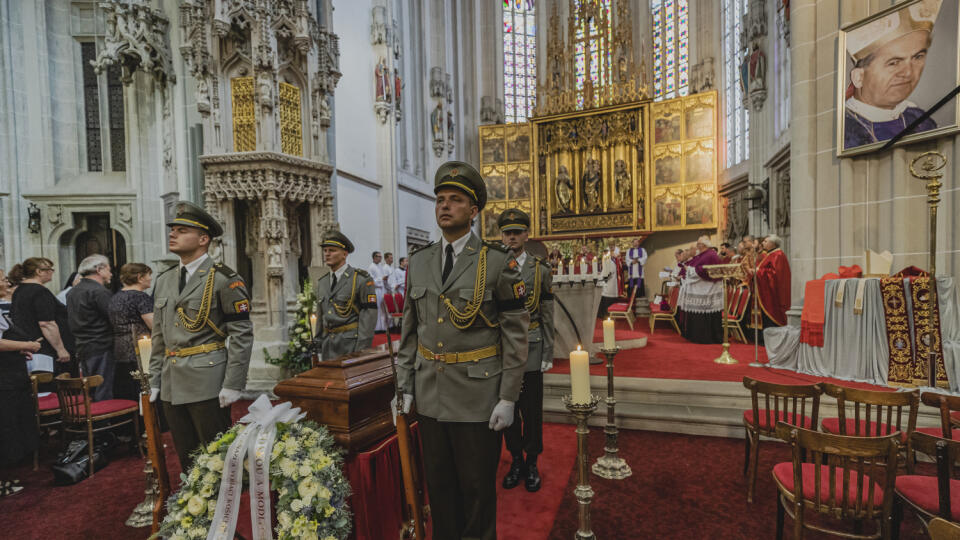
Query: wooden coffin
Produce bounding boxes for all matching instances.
[273,349,396,453]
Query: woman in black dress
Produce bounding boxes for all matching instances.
[108,263,154,400]
[8,258,75,377]
[0,315,43,496]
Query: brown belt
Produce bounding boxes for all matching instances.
[326,322,358,334]
[418,343,499,364]
[166,341,225,358]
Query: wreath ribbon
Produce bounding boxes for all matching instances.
[208,396,305,540]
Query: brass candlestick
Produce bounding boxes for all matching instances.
[563,394,600,540]
[125,369,158,529]
[704,264,747,365]
[592,347,631,480]
[910,151,946,387]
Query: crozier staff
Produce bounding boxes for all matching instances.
[394,161,529,540]
[148,201,253,469]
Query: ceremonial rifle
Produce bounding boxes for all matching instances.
[385,331,427,540]
[132,329,170,534]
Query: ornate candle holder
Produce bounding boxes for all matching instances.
[592,347,631,480]
[563,394,600,540]
[703,264,747,365]
[125,369,158,529]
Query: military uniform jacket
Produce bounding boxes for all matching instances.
[149,257,254,406]
[396,233,529,422]
[315,265,377,359]
[522,255,555,372]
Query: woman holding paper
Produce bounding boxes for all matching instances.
[107,263,154,400]
[0,313,43,497]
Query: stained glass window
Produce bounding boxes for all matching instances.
[81,42,103,172]
[503,0,536,123]
[572,0,612,109]
[652,0,689,101]
[722,0,749,167]
[106,64,126,171]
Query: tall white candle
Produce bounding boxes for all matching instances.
[568,259,575,276]
[310,313,318,336]
[603,317,616,350]
[570,345,590,404]
[137,336,152,373]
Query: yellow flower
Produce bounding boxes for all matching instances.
[206,441,220,453]
[199,482,215,498]
[187,495,206,516]
[298,477,319,499]
[180,516,193,528]
[324,505,335,517]
[278,511,293,528]
[285,438,301,456]
[317,486,331,500]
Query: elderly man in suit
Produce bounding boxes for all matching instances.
[394,161,529,540]
[315,232,377,359]
[148,201,253,469]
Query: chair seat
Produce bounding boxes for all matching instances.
[821,417,907,442]
[915,426,960,440]
[649,303,670,314]
[773,462,884,507]
[896,475,960,520]
[88,399,138,417]
[608,302,630,312]
[38,394,62,411]
[743,410,814,430]
[951,411,960,423]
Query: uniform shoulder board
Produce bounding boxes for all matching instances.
[214,263,240,279]
[535,256,551,268]
[409,241,436,257]
[483,241,509,253]
[355,268,370,278]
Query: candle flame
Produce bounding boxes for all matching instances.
[576,344,582,351]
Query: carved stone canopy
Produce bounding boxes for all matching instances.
[92,1,176,85]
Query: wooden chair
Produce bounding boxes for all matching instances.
[384,292,404,325]
[55,373,141,476]
[649,284,681,335]
[607,283,638,330]
[742,377,822,503]
[820,383,919,470]
[893,431,960,537]
[726,285,751,343]
[929,518,960,540]
[31,372,63,470]
[773,423,900,540]
[916,392,960,440]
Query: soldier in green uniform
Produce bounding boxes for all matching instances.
[394,161,529,540]
[148,202,254,469]
[314,231,377,359]
[498,208,555,493]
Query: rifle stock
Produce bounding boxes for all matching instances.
[142,390,170,534]
[385,332,427,539]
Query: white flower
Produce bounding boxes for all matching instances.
[199,482,215,498]
[298,477,319,499]
[290,498,304,512]
[317,486,331,501]
[189,527,206,539]
[207,500,217,518]
[278,511,293,528]
[187,495,206,516]
[298,464,312,477]
[280,457,297,477]
[207,454,224,472]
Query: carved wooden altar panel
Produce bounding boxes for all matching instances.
[650,90,718,230]
[478,123,534,240]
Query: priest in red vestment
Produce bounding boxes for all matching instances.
[754,234,791,327]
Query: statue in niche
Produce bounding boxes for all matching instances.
[196,77,210,113]
[268,241,283,268]
[431,102,444,143]
[375,58,390,102]
[258,75,273,109]
[614,159,631,208]
[581,158,602,212]
[447,111,454,141]
[748,42,766,92]
[395,72,402,104]
[555,165,573,214]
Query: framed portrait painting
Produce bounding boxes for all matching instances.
[837,0,960,157]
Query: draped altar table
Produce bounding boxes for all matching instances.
[765,277,960,391]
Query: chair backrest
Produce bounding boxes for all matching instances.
[733,286,751,319]
[921,392,960,439]
[929,517,960,540]
[30,372,53,398]
[383,293,398,313]
[667,285,680,314]
[743,376,822,434]
[395,292,404,312]
[911,431,960,519]
[724,286,741,316]
[624,282,638,306]
[822,383,919,437]
[775,423,900,521]
[55,373,102,424]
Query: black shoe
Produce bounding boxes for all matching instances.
[502,458,525,489]
[525,461,541,492]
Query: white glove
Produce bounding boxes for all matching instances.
[149,387,160,403]
[541,360,553,372]
[488,400,515,431]
[390,393,414,425]
[219,388,242,408]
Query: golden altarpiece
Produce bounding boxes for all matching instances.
[479,1,718,255]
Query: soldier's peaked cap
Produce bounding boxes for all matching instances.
[434,160,487,210]
[498,208,530,232]
[321,231,355,253]
[167,201,224,238]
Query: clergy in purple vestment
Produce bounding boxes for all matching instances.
[677,237,724,344]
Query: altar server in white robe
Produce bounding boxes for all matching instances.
[367,251,388,332]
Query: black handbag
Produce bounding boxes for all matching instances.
[52,439,110,485]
